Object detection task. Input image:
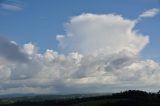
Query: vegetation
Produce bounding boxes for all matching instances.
[1,90,160,106]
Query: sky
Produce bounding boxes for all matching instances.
[0,0,160,94]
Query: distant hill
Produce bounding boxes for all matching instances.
[0,90,160,106]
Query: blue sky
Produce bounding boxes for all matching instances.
[0,0,160,60]
[0,0,160,94]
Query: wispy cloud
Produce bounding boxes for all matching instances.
[0,0,23,11]
[0,3,22,11]
[139,8,160,18]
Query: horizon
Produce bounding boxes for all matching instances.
[0,0,160,95]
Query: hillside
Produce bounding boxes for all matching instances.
[0,90,160,106]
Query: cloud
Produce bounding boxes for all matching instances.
[1,44,160,94]
[139,8,160,18]
[0,37,29,62]
[0,1,23,11]
[56,13,149,55]
[0,11,160,94]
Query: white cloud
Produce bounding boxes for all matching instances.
[24,43,37,56]
[1,45,160,94]
[0,11,160,94]
[139,8,160,18]
[0,3,22,11]
[57,13,149,55]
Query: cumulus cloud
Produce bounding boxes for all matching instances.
[0,11,160,94]
[57,13,149,55]
[1,43,160,94]
[139,8,160,18]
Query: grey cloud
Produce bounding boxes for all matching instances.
[10,61,42,80]
[0,37,29,62]
[104,52,135,72]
